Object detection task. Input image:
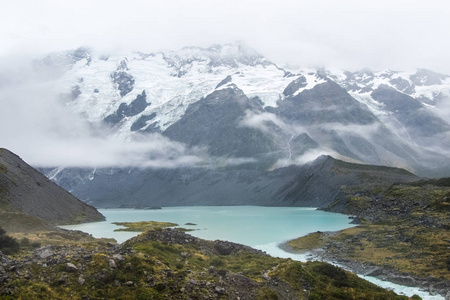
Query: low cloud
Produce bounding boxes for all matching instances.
[317,122,381,136]
[271,148,338,169]
[239,110,308,135]
[435,96,450,123]
[0,57,264,169]
[0,57,208,168]
[238,111,282,133]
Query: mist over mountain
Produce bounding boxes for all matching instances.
[1,42,450,206]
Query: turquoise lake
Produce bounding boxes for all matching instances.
[61,206,354,247]
[61,206,443,299]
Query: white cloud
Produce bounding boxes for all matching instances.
[1,0,450,168]
[318,123,381,136]
[0,61,207,168]
[0,0,449,73]
[239,110,309,135]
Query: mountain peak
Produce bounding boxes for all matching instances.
[159,41,271,70]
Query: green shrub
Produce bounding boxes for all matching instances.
[31,241,41,248]
[0,226,20,255]
[20,237,31,248]
[210,257,224,267]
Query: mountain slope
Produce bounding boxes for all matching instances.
[10,43,449,206]
[33,43,450,177]
[0,148,104,232]
[163,84,280,168]
[47,156,417,208]
[272,155,417,207]
[329,68,450,158]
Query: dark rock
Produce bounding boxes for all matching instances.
[66,263,78,272]
[104,90,149,126]
[349,216,362,224]
[57,274,68,285]
[111,60,135,97]
[283,75,307,96]
[216,75,232,89]
[371,85,450,140]
[215,286,226,295]
[130,113,156,131]
[163,85,279,167]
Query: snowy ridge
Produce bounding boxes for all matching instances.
[329,68,450,108]
[29,43,450,176]
[55,43,312,134]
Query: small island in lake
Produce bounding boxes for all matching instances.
[113,221,195,232]
[112,221,178,232]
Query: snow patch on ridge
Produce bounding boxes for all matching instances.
[230,64,293,107]
[57,47,299,132]
[292,72,327,96]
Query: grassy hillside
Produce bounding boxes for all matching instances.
[0,229,415,300]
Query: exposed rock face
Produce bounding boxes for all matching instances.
[130,112,157,132]
[0,148,104,231]
[163,86,278,163]
[271,155,418,207]
[104,90,149,126]
[110,60,135,97]
[47,155,417,208]
[410,68,448,86]
[277,80,377,125]
[282,75,307,96]
[371,85,450,141]
[25,44,450,180]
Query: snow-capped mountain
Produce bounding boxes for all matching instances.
[327,68,450,149]
[31,42,450,205]
[48,44,449,169]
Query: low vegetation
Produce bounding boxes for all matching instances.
[0,226,19,255]
[0,228,413,299]
[112,221,179,232]
[287,179,450,297]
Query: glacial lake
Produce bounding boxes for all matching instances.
[61,206,443,300]
[61,206,354,246]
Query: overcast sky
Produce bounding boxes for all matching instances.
[1,0,450,73]
[1,0,450,168]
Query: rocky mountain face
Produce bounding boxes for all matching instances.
[34,42,450,206]
[0,148,104,232]
[46,155,417,208]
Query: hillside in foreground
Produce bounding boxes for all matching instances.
[0,148,104,232]
[0,228,417,300]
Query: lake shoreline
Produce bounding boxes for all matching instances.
[60,206,446,299]
[278,230,448,299]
